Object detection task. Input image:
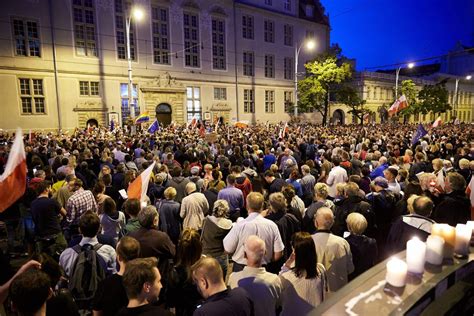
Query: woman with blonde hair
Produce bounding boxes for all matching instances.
[302,183,335,233]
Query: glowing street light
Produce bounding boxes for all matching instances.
[395,62,415,98]
[294,39,316,116]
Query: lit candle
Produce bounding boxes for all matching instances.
[425,235,444,265]
[455,224,471,256]
[466,221,474,245]
[431,224,456,258]
[406,237,426,274]
[386,257,408,287]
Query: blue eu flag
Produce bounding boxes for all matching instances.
[411,124,427,145]
[148,120,160,134]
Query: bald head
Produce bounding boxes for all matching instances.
[315,207,335,230]
[244,235,266,266]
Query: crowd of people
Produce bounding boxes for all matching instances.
[0,121,473,316]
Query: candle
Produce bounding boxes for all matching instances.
[406,237,426,274]
[386,257,408,287]
[426,235,444,265]
[466,221,474,245]
[455,224,471,256]
[431,224,455,258]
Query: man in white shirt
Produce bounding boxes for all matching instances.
[311,207,354,293]
[224,192,284,272]
[228,235,282,316]
[326,157,348,199]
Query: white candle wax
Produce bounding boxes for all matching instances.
[466,221,474,245]
[426,235,444,265]
[386,257,407,287]
[455,224,471,256]
[406,237,426,274]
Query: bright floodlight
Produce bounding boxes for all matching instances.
[467,75,472,80]
[408,63,415,68]
[132,7,144,20]
[306,40,316,50]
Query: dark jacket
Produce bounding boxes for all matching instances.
[168,176,190,204]
[156,199,182,244]
[386,214,434,257]
[432,191,471,227]
[345,234,378,280]
[333,196,374,238]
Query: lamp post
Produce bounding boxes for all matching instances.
[126,7,143,133]
[395,62,414,98]
[294,39,316,116]
[453,75,472,119]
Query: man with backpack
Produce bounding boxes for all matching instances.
[59,212,116,311]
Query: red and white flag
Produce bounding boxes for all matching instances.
[127,161,156,203]
[388,95,408,116]
[279,122,288,139]
[187,115,198,129]
[432,116,442,128]
[0,129,27,213]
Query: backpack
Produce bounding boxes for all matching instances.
[68,243,108,311]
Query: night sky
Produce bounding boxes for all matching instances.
[320,0,474,70]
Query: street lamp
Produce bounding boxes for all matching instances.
[395,62,414,98]
[126,7,143,133]
[453,74,472,119]
[294,39,316,116]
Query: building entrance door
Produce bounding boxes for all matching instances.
[155,103,172,126]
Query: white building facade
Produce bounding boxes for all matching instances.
[0,0,329,131]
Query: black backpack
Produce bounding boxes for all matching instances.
[68,243,108,311]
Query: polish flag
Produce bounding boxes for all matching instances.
[397,95,408,111]
[0,129,27,212]
[127,161,156,203]
[432,116,442,128]
[279,122,289,139]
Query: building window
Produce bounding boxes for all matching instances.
[120,83,139,122]
[115,0,136,60]
[242,15,254,40]
[186,87,201,120]
[284,57,294,80]
[73,0,98,57]
[264,20,274,43]
[183,12,200,68]
[212,18,226,70]
[284,24,293,46]
[12,19,41,57]
[244,89,254,113]
[265,90,275,113]
[79,81,100,96]
[214,87,227,100]
[264,54,274,78]
[284,91,293,113]
[19,78,45,115]
[284,0,291,11]
[243,51,254,76]
[152,6,170,64]
[265,0,272,5]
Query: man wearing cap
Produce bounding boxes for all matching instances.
[188,166,204,192]
[366,176,399,259]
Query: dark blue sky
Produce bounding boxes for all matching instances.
[320,0,474,70]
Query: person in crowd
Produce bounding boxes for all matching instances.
[394,181,423,217]
[332,182,374,238]
[59,212,117,277]
[303,183,335,234]
[93,236,141,316]
[123,198,141,234]
[384,167,401,195]
[345,213,377,280]
[192,257,254,316]
[31,180,67,257]
[369,156,388,180]
[207,169,226,192]
[224,192,284,272]
[118,257,173,316]
[228,235,282,316]
[99,197,126,243]
[201,200,233,276]
[300,165,316,206]
[281,184,304,222]
[156,187,182,245]
[286,169,303,198]
[279,232,327,315]
[65,178,98,228]
[326,156,348,199]
[264,170,287,195]
[189,166,205,192]
[387,196,436,255]
[168,166,191,204]
[409,152,431,181]
[180,182,209,230]
[217,175,244,221]
[432,172,471,226]
[128,206,176,289]
[9,270,52,316]
[231,166,253,212]
[311,207,354,293]
[167,229,203,316]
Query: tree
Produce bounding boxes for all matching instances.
[298,55,352,124]
[335,84,372,124]
[417,83,450,116]
[398,79,418,122]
